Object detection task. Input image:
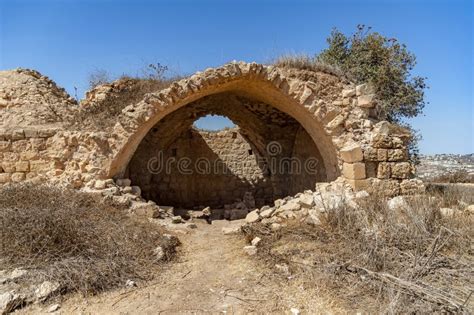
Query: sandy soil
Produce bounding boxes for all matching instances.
[20,220,341,314]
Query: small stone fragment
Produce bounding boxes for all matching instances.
[440,208,455,217]
[171,215,184,224]
[0,291,25,314]
[260,208,275,218]
[298,194,315,208]
[35,281,61,301]
[48,304,60,313]
[153,246,165,260]
[251,237,262,246]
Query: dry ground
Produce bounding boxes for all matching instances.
[20,220,343,314]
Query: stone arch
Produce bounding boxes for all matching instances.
[0,65,417,196]
[108,62,349,182]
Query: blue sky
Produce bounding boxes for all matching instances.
[1,0,472,154]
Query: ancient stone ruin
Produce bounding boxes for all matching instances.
[0,62,423,213]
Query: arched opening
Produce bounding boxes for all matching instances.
[123,92,327,213]
[193,114,235,131]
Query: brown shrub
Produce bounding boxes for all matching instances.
[242,190,473,313]
[428,170,474,184]
[0,184,179,295]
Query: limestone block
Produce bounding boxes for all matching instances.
[15,161,29,172]
[400,179,425,194]
[94,180,107,189]
[245,210,260,223]
[26,172,37,180]
[298,194,315,208]
[340,144,363,163]
[391,162,412,179]
[357,94,375,108]
[2,152,18,161]
[392,137,404,149]
[377,162,391,179]
[116,178,132,187]
[278,201,301,212]
[387,149,406,161]
[24,129,38,138]
[11,140,30,152]
[0,173,11,183]
[377,149,388,161]
[30,160,50,173]
[38,129,56,138]
[356,83,374,96]
[342,88,356,98]
[346,179,370,191]
[0,141,11,152]
[372,134,393,148]
[363,148,378,161]
[365,162,377,178]
[342,162,366,180]
[11,172,25,182]
[1,131,12,141]
[299,85,313,104]
[11,129,25,140]
[1,162,15,173]
[130,202,160,219]
[20,151,39,161]
[30,138,46,151]
[376,179,400,196]
[260,207,275,218]
[326,113,347,135]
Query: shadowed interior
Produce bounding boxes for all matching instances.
[125,92,327,208]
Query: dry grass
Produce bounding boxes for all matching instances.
[0,184,179,295]
[428,170,474,184]
[272,54,351,81]
[243,190,473,313]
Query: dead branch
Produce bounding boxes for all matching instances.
[344,264,466,311]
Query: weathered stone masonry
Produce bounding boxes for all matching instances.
[0,62,421,205]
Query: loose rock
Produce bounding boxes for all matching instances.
[48,304,60,313]
[0,291,24,315]
[251,237,262,246]
[245,210,260,223]
[34,281,60,301]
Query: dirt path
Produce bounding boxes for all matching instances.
[22,220,338,314]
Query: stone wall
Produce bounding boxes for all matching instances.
[127,128,274,208]
[0,127,116,188]
[0,128,58,184]
[288,126,326,196]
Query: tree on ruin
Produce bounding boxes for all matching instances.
[316,25,428,123]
